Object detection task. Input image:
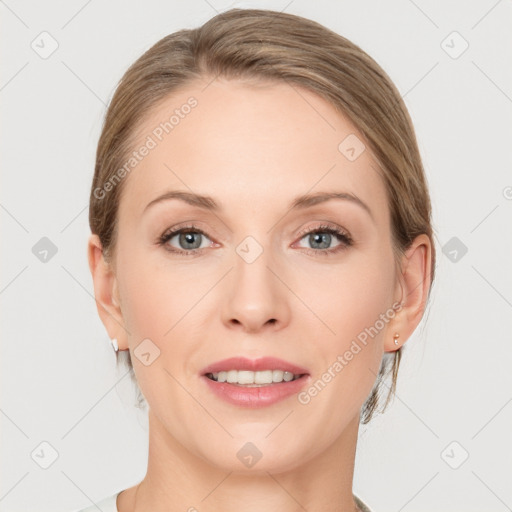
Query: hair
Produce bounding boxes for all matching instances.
[89,8,437,423]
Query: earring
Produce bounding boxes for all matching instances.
[393,333,400,346]
[110,338,119,352]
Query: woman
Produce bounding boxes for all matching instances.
[82,8,435,512]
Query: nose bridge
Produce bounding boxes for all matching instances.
[233,233,276,302]
[221,231,289,331]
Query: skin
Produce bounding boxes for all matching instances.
[88,77,431,512]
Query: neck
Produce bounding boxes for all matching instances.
[118,409,362,512]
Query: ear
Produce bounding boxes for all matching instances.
[384,233,433,352]
[87,233,129,350]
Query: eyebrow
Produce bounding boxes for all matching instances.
[144,190,373,220]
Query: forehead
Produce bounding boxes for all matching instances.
[118,78,387,222]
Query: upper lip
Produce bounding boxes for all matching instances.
[201,356,309,375]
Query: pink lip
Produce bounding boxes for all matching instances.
[200,356,310,408]
[200,356,309,375]
[202,375,310,408]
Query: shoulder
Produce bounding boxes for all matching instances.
[354,494,373,512]
[72,492,120,512]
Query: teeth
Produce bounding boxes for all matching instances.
[208,370,302,385]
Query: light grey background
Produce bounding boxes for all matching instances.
[1,1,511,511]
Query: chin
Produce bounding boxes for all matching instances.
[194,436,311,475]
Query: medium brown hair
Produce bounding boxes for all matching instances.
[89,8,436,423]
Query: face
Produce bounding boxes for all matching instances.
[108,78,402,473]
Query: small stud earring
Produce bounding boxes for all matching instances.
[393,333,400,346]
[110,338,119,352]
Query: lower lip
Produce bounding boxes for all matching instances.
[201,375,310,408]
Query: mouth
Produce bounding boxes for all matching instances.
[200,356,310,407]
[205,369,306,386]
[200,356,309,383]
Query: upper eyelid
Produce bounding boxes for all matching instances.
[297,223,349,235]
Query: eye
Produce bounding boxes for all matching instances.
[157,222,353,257]
[158,224,214,256]
[295,223,353,256]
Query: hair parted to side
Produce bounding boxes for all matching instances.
[89,8,436,423]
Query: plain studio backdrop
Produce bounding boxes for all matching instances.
[1,1,511,511]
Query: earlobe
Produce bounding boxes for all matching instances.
[385,234,432,352]
[87,234,128,349]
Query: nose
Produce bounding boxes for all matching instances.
[221,247,290,334]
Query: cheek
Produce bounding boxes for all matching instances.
[115,254,195,406]
[293,248,395,402]
[291,248,395,343]
[115,229,198,328]
[291,257,394,440]
[332,262,394,337]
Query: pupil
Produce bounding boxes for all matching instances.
[311,233,330,249]
[180,232,201,249]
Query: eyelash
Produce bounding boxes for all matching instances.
[157,223,353,257]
